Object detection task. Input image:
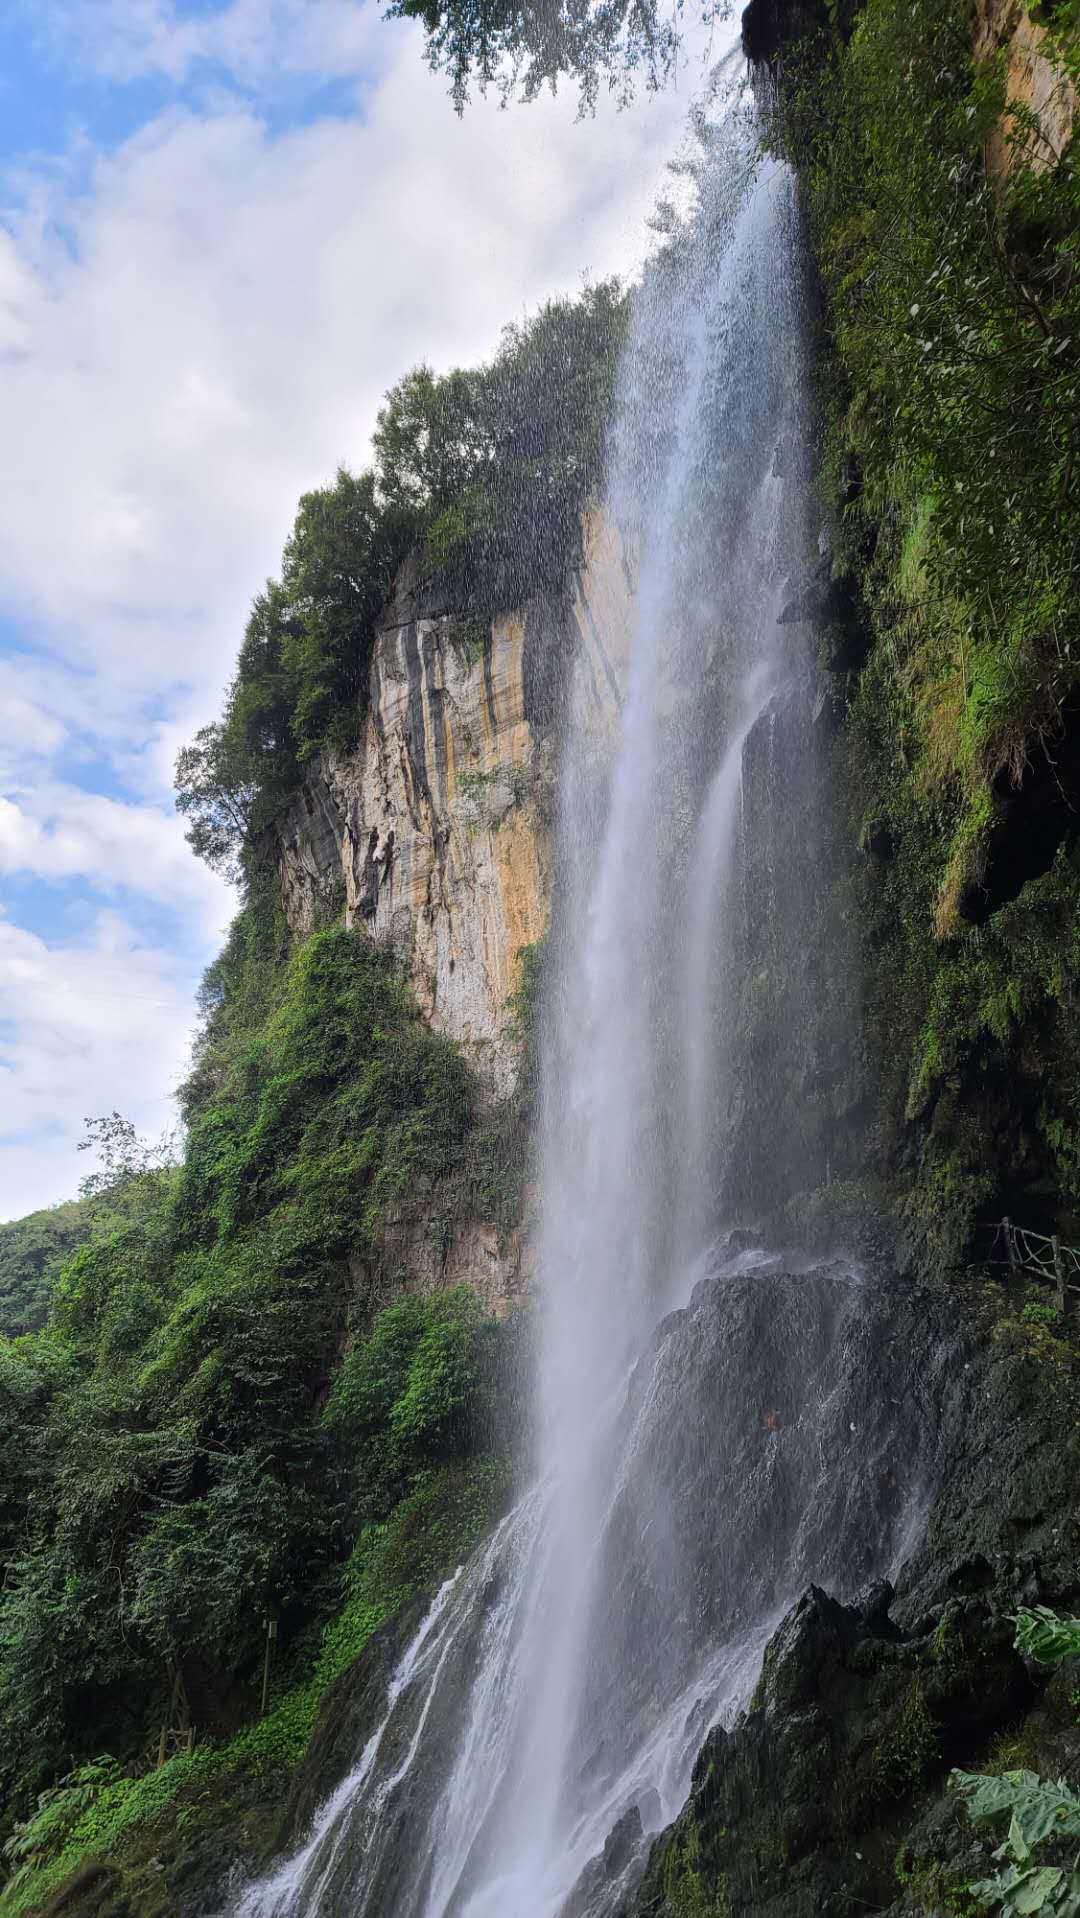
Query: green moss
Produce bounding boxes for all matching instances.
[661,1820,731,1918]
[871,1681,939,1800]
[928,1613,965,1676]
[894,1851,982,1918]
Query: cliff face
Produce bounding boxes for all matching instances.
[974,0,1077,178]
[271,513,633,1096]
[628,1291,1080,1918]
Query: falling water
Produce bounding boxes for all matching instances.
[231,93,922,1918]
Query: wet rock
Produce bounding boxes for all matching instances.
[563,1805,649,1918]
[623,1286,1080,1918]
[628,1580,1036,1918]
[855,1576,900,1633]
[286,1605,427,1843]
[778,557,856,630]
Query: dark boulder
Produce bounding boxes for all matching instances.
[628,1582,1036,1918]
[623,1287,1080,1918]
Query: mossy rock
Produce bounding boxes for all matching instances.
[630,1576,1045,1918]
[284,1602,427,1842]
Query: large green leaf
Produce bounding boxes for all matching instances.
[953,1770,1080,1850]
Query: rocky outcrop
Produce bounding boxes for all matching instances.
[356,1208,534,1319]
[975,0,1076,180]
[271,514,633,1095]
[627,1296,1080,1918]
[630,1582,1039,1918]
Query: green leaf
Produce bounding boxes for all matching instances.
[1012,1866,1064,1913]
[953,1770,1080,1850]
[1014,1607,1080,1667]
[1011,1808,1033,1862]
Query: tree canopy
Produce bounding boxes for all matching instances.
[388,0,724,111]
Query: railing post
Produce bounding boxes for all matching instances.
[1053,1234,1066,1317]
[261,1615,278,1718]
[1004,1216,1018,1282]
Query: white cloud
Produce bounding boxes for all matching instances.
[35,0,388,88]
[0,785,233,932]
[0,908,202,1216]
[1,51,694,721]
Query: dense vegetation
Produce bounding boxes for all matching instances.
[0,903,531,1916]
[0,1204,98,1340]
[175,284,625,883]
[768,0,1080,1269]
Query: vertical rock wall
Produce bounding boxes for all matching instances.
[271,513,633,1096]
[974,0,1075,178]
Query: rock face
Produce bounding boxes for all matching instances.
[356,1209,534,1320]
[974,0,1076,180]
[271,514,633,1095]
[627,1296,1080,1918]
[719,683,866,1220]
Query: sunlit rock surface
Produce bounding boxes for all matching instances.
[974,0,1077,179]
[271,513,633,1096]
[355,1209,534,1320]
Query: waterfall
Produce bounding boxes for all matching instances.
[229,96,917,1918]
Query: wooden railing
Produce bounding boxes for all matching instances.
[976,1218,1080,1314]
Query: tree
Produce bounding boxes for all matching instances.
[387,0,724,111]
[76,1114,178,1202]
[374,283,626,608]
[373,370,488,519]
[174,722,257,884]
[277,467,417,759]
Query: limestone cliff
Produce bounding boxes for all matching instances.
[974,0,1076,178]
[270,512,633,1097]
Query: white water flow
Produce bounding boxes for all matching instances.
[230,109,925,1918]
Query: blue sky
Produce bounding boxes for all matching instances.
[0,0,716,1218]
